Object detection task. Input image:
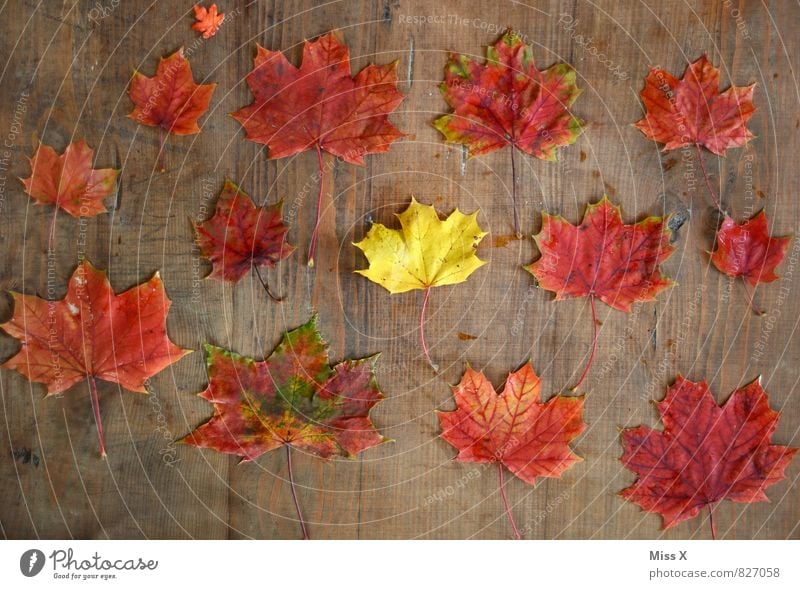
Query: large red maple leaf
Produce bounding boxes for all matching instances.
[1,260,189,457]
[434,30,584,235]
[634,55,755,211]
[181,315,387,538]
[525,197,675,389]
[710,211,791,315]
[231,32,404,266]
[128,49,216,170]
[438,363,585,538]
[194,179,293,299]
[21,140,119,218]
[620,376,797,537]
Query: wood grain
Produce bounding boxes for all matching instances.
[0,0,798,539]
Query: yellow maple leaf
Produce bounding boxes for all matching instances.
[354,197,487,371]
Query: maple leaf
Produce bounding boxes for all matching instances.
[620,376,797,538]
[634,55,755,211]
[181,315,387,539]
[525,197,675,389]
[128,49,216,171]
[1,260,189,457]
[438,363,585,538]
[354,197,487,371]
[194,179,294,300]
[20,140,119,218]
[433,29,584,235]
[191,3,224,39]
[231,32,404,266]
[710,211,791,315]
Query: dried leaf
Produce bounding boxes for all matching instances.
[1,260,189,456]
[192,4,224,39]
[21,140,119,218]
[620,376,797,536]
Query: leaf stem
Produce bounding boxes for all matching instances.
[157,128,167,173]
[307,143,325,268]
[286,445,309,540]
[695,143,722,213]
[571,294,598,391]
[498,462,521,539]
[510,144,521,238]
[420,286,438,372]
[48,205,58,253]
[740,279,765,316]
[253,266,284,302]
[88,376,107,458]
[707,503,717,540]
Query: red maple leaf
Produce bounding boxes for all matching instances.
[620,376,797,537]
[128,49,216,170]
[525,197,675,389]
[710,211,791,314]
[438,363,585,538]
[181,315,386,539]
[433,30,584,235]
[21,140,119,218]
[231,32,404,266]
[1,260,189,457]
[191,4,224,39]
[634,55,755,211]
[194,179,293,300]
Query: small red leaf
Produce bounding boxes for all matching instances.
[192,4,224,39]
[620,376,797,534]
[711,211,791,286]
[194,179,294,283]
[634,55,755,156]
[20,140,119,218]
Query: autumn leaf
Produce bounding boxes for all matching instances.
[525,197,674,389]
[194,179,293,300]
[438,363,585,538]
[710,210,791,315]
[433,29,584,235]
[231,32,404,266]
[181,315,387,539]
[0,260,189,457]
[354,197,487,371]
[620,376,797,538]
[191,4,224,39]
[634,55,755,211]
[21,139,119,218]
[128,49,216,171]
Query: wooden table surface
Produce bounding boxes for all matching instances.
[1,0,798,540]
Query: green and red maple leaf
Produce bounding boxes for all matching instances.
[434,30,584,235]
